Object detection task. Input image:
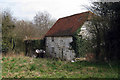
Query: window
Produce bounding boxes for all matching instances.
[52,47,54,53]
[60,40,63,42]
[51,37,54,42]
[54,53,56,57]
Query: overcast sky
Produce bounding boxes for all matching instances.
[0,0,93,20]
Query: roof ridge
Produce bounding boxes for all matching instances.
[59,11,91,19]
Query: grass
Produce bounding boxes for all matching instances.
[2,55,119,78]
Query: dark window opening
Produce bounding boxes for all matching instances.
[52,47,54,53]
[60,40,63,42]
[55,53,56,57]
[52,37,54,42]
[62,48,63,59]
[66,50,69,52]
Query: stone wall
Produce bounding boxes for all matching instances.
[46,37,75,60]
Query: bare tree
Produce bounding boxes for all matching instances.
[11,20,39,52]
[13,20,37,39]
[33,11,56,36]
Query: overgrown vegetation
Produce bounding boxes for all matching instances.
[70,26,92,57]
[2,56,119,78]
[1,2,120,79]
[1,9,56,54]
[86,2,120,61]
[24,39,45,56]
[71,2,120,62]
[2,10,15,53]
[1,2,120,62]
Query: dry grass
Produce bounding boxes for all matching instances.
[2,52,25,58]
[2,53,119,78]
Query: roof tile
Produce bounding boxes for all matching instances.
[45,11,93,37]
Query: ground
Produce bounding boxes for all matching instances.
[1,54,119,78]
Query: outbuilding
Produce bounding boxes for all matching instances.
[45,11,93,60]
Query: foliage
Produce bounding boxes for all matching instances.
[88,2,120,61]
[12,20,39,53]
[70,27,91,57]
[1,9,56,54]
[25,39,45,56]
[103,2,120,60]
[12,20,37,39]
[86,16,108,60]
[2,10,15,53]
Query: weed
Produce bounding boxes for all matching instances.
[98,69,102,73]
[57,60,62,66]
[63,65,73,72]
[19,64,25,68]
[2,57,6,61]
[23,60,26,63]
[30,64,36,71]
[11,58,15,62]
[39,69,44,73]
[47,61,57,70]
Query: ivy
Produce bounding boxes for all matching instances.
[70,27,90,57]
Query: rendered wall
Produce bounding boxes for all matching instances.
[46,37,75,60]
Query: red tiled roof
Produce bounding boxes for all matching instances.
[45,11,93,37]
[45,11,93,36]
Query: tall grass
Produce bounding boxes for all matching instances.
[2,54,119,78]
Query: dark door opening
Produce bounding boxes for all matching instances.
[62,48,63,60]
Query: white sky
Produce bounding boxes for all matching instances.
[0,0,93,20]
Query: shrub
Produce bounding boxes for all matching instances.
[85,53,96,62]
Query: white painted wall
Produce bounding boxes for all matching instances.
[78,21,92,39]
[46,37,75,60]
